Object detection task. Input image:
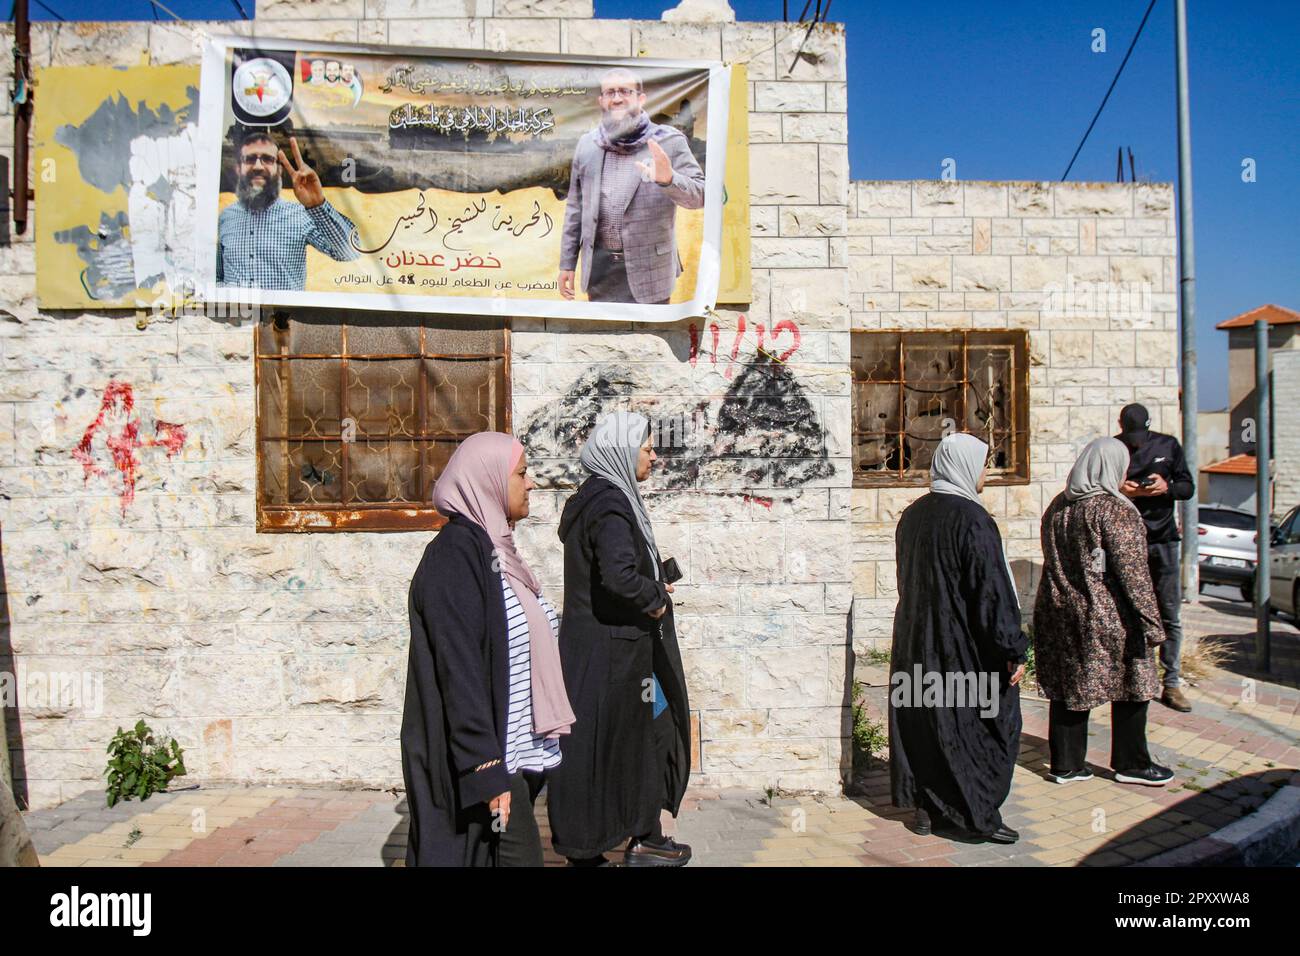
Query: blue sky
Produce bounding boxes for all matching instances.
[33,0,1300,408]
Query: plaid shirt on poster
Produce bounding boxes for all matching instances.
[216,198,359,291]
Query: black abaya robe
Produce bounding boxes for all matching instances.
[545,476,691,859]
[888,492,1027,835]
[400,515,515,866]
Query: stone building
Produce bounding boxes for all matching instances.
[1200,304,1300,516]
[0,3,1179,809]
[847,179,1181,654]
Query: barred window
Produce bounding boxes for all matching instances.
[256,308,509,531]
[851,330,1029,487]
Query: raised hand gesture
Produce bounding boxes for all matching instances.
[278,135,326,209]
[635,140,674,186]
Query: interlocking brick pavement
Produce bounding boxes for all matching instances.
[20,601,1299,867]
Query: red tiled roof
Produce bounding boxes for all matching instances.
[1216,303,1300,330]
[1201,454,1257,475]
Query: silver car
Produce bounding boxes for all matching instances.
[1268,505,1300,618]
[1197,505,1261,602]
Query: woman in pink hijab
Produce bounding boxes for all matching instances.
[400,432,574,866]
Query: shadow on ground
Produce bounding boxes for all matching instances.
[384,798,408,867]
[1077,769,1292,866]
[384,789,593,867]
[1194,595,1300,690]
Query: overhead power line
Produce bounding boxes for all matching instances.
[29,0,68,20]
[1061,0,1159,181]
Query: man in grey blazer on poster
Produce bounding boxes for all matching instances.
[558,67,706,305]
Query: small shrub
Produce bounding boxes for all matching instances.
[1017,627,1038,694]
[850,680,887,769]
[862,646,891,667]
[105,720,186,808]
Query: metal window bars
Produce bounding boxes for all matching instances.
[850,330,1030,487]
[255,308,510,531]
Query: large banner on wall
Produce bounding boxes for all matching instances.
[196,37,731,322]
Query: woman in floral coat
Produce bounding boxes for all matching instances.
[1033,437,1173,787]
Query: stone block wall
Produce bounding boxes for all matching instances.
[0,10,855,807]
[846,181,1181,656]
[0,10,1186,809]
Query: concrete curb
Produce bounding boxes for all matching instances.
[1137,773,1300,867]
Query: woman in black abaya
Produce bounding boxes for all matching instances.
[545,411,692,867]
[888,432,1028,843]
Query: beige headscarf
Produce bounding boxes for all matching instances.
[580,411,661,578]
[930,433,1020,607]
[1065,437,1139,513]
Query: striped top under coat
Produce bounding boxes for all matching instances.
[500,574,563,775]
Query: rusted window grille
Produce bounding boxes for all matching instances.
[851,330,1030,487]
[256,308,509,531]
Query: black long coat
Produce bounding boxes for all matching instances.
[545,476,691,859]
[888,493,1028,835]
[400,515,514,867]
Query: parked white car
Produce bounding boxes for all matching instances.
[1268,504,1300,618]
[1196,504,1263,602]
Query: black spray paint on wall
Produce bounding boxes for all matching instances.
[520,351,835,491]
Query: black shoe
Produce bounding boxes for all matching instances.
[910,808,932,836]
[1048,768,1095,785]
[1114,764,1174,787]
[983,824,1019,845]
[624,836,691,867]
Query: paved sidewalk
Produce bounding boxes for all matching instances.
[21,600,1300,867]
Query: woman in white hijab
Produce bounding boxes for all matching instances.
[545,411,693,867]
[889,432,1029,844]
[1033,437,1172,787]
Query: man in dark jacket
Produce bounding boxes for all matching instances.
[1116,403,1196,712]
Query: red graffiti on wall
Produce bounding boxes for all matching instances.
[688,314,802,377]
[72,380,187,515]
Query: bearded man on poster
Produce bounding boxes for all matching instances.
[216,131,358,291]
[558,67,706,306]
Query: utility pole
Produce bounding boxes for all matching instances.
[1254,318,1272,671]
[1174,0,1199,602]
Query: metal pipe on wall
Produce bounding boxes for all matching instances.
[12,0,34,236]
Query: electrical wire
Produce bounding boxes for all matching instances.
[1061,0,1159,180]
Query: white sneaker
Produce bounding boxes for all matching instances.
[1048,768,1095,784]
